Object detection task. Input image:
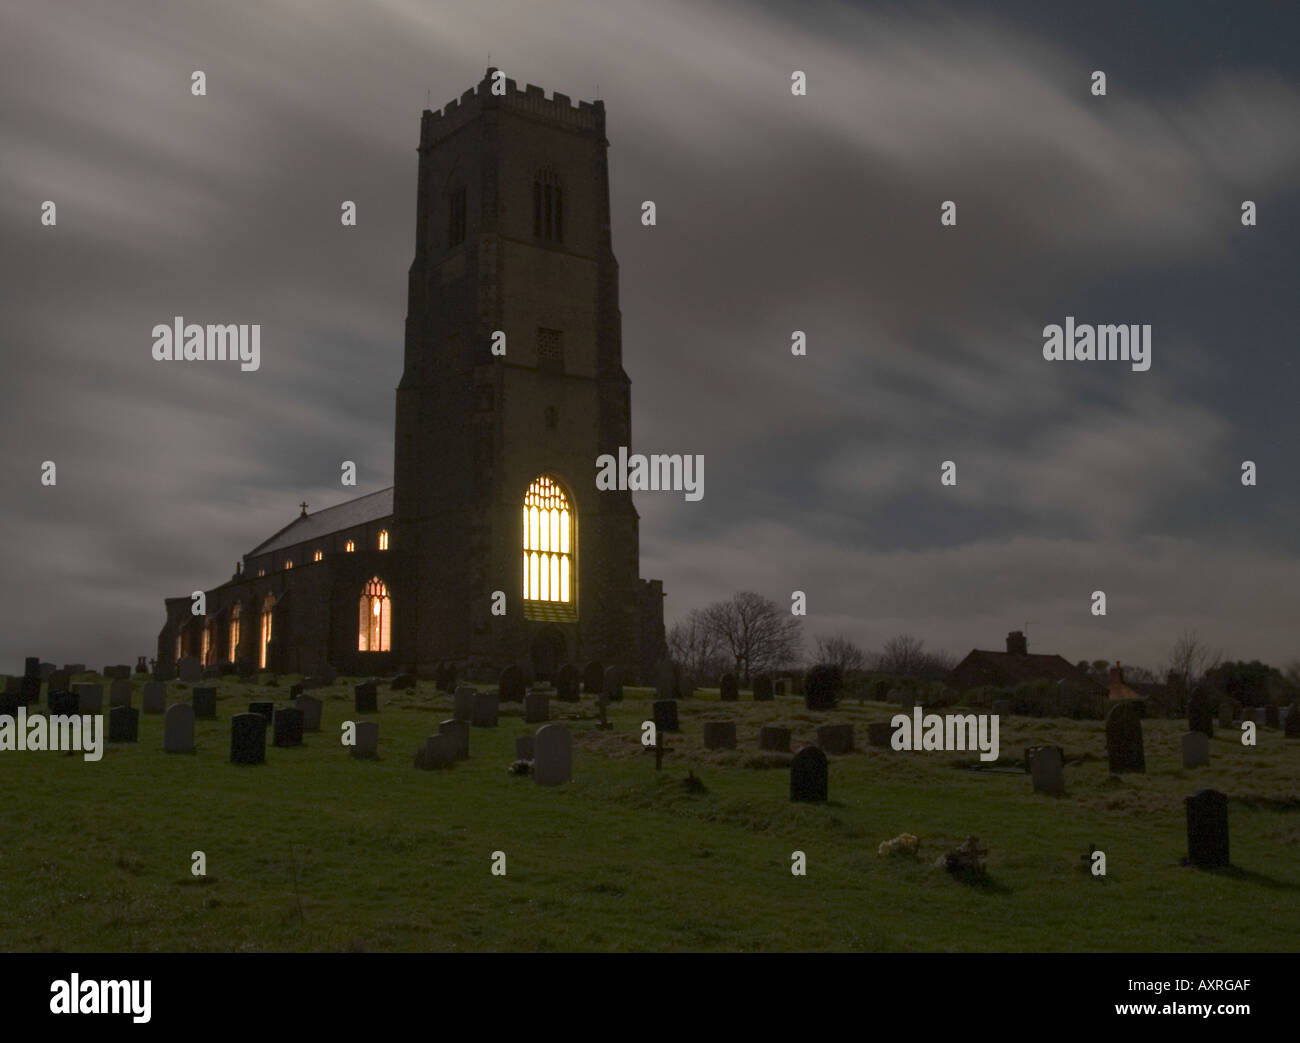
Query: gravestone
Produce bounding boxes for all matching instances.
[435,662,455,693]
[534,723,573,786]
[703,720,737,750]
[790,746,828,803]
[439,719,469,760]
[142,682,167,714]
[472,691,499,727]
[1186,688,1213,738]
[1181,731,1210,769]
[453,685,476,721]
[296,695,323,731]
[515,735,535,760]
[1185,789,1229,868]
[555,663,580,701]
[108,665,131,680]
[163,703,195,753]
[582,661,604,694]
[109,678,133,708]
[603,665,623,703]
[1285,704,1300,739]
[23,656,40,678]
[154,664,176,681]
[192,687,217,719]
[289,682,304,699]
[753,675,773,702]
[108,706,139,743]
[1029,745,1065,795]
[19,675,40,706]
[73,683,103,713]
[655,661,676,700]
[389,673,415,690]
[774,678,787,697]
[47,669,70,693]
[351,721,379,758]
[1265,704,1280,728]
[992,699,1011,716]
[63,663,86,676]
[817,723,854,755]
[177,657,202,683]
[719,673,738,702]
[230,713,266,764]
[524,691,550,724]
[1218,698,1237,730]
[498,665,524,703]
[273,707,304,747]
[49,690,78,716]
[759,725,790,752]
[354,681,378,714]
[653,699,679,733]
[37,662,55,679]
[249,701,274,724]
[867,721,894,747]
[415,734,455,769]
[1105,700,1145,773]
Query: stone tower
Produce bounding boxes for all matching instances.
[392,69,654,680]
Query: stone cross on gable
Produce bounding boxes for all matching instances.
[299,502,309,517]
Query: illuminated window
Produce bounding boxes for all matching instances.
[345,540,355,553]
[378,529,389,550]
[174,633,182,661]
[202,620,215,666]
[533,169,562,242]
[259,594,274,670]
[284,560,293,570]
[522,475,574,620]
[257,568,265,577]
[228,603,241,662]
[358,577,391,652]
[313,550,323,562]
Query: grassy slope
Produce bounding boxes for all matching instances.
[1,676,1296,952]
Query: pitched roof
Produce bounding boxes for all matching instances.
[948,650,1104,692]
[246,487,394,557]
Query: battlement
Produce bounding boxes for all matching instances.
[420,68,605,147]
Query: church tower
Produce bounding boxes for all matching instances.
[393,69,655,680]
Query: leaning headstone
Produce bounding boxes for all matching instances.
[1186,688,1213,738]
[273,707,304,747]
[817,723,854,755]
[230,713,266,764]
[1185,789,1229,867]
[753,675,773,702]
[109,678,133,708]
[515,735,535,760]
[47,669,70,693]
[73,683,103,713]
[249,701,274,724]
[524,691,550,724]
[759,725,791,752]
[108,705,139,743]
[719,673,738,702]
[295,694,323,731]
[1182,731,1210,769]
[1029,745,1065,795]
[867,721,894,748]
[163,703,195,753]
[653,699,679,733]
[453,685,476,721]
[790,746,828,803]
[439,719,469,760]
[582,661,604,694]
[1285,704,1300,739]
[472,691,499,727]
[49,690,79,716]
[354,681,378,714]
[703,721,737,750]
[177,656,202,683]
[1105,700,1145,773]
[603,665,623,703]
[142,682,167,714]
[498,665,524,703]
[192,687,217,719]
[1265,704,1280,729]
[555,663,580,701]
[351,721,379,758]
[534,723,573,786]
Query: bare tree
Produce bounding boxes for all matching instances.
[1163,629,1221,688]
[813,634,866,674]
[699,591,803,685]
[874,634,955,680]
[666,609,728,681]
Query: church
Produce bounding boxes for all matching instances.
[158,70,667,683]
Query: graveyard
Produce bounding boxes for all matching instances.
[1,671,1297,952]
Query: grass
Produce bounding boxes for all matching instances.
[0,675,1296,952]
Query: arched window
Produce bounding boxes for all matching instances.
[202,620,215,666]
[359,577,391,652]
[533,169,562,242]
[378,529,389,551]
[345,540,355,553]
[523,475,574,620]
[228,603,241,663]
[284,560,292,570]
[174,632,182,662]
[259,594,274,670]
[313,550,323,562]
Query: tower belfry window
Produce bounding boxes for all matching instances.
[533,169,562,243]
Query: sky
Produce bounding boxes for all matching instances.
[3,0,1298,674]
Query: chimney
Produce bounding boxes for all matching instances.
[1006,630,1027,656]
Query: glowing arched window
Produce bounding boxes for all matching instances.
[313,550,323,562]
[359,577,391,652]
[533,169,562,242]
[345,540,355,553]
[378,529,389,551]
[284,560,292,570]
[522,475,574,619]
[229,603,241,663]
[202,620,215,666]
[259,594,274,670]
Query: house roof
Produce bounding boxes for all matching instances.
[949,649,1104,692]
[246,487,394,558]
